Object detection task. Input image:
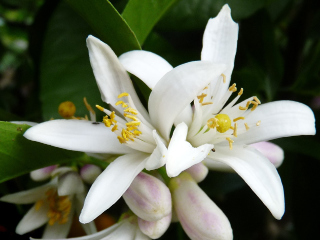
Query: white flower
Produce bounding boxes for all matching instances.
[119,4,315,220]
[0,168,96,238]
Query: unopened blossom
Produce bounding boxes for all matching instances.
[185,162,209,183]
[120,4,315,220]
[138,213,172,239]
[80,164,102,184]
[123,172,171,222]
[250,142,284,168]
[0,168,96,238]
[169,172,233,240]
[30,165,57,182]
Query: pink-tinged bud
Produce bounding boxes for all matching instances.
[250,142,284,168]
[58,171,84,196]
[30,165,57,181]
[138,212,172,239]
[169,172,233,240]
[123,172,172,222]
[80,164,102,184]
[185,162,209,183]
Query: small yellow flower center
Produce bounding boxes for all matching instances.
[35,188,72,226]
[58,101,76,119]
[215,114,231,133]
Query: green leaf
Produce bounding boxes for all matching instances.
[122,0,179,45]
[40,1,104,120]
[66,0,141,55]
[0,122,84,183]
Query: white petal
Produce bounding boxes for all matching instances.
[201,4,238,94]
[174,105,193,127]
[1,180,55,204]
[86,36,150,121]
[145,131,168,170]
[149,61,226,140]
[233,101,316,145]
[203,157,233,172]
[119,50,173,89]
[166,122,213,177]
[79,153,149,223]
[250,142,284,168]
[209,145,285,219]
[58,172,85,196]
[16,204,48,235]
[24,119,135,154]
[101,220,137,240]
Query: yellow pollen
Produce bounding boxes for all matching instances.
[118,92,129,98]
[109,112,117,122]
[228,83,237,92]
[256,121,261,126]
[103,117,112,127]
[83,97,95,115]
[127,126,138,131]
[229,126,234,130]
[215,114,232,133]
[221,73,226,83]
[251,104,258,111]
[233,117,245,122]
[126,121,140,127]
[233,123,238,137]
[133,130,142,136]
[111,124,118,132]
[197,93,207,103]
[125,115,138,121]
[203,86,208,90]
[253,96,261,104]
[116,101,128,108]
[226,137,234,150]
[58,101,76,119]
[124,108,138,115]
[201,102,213,106]
[96,105,105,112]
[238,88,243,96]
[244,123,250,130]
[239,106,248,110]
[207,118,219,129]
[117,136,126,144]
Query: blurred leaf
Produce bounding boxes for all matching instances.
[122,0,179,45]
[66,0,141,55]
[0,122,84,183]
[40,1,103,120]
[157,0,273,31]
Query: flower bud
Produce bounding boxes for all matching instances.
[123,172,172,222]
[30,165,57,181]
[80,164,102,184]
[185,162,209,183]
[169,172,232,240]
[58,171,84,196]
[138,212,172,239]
[250,142,284,168]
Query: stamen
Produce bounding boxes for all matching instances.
[35,200,44,211]
[239,106,248,110]
[238,88,243,96]
[229,126,234,130]
[197,93,207,103]
[233,123,238,137]
[244,123,250,130]
[115,101,128,108]
[207,118,219,129]
[83,97,95,115]
[126,121,141,126]
[201,102,213,106]
[228,83,237,92]
[233,117,245,122]
[203,86,208,90]
[111,124,118,132]
[125,115,138,121]
[96,105,105,112]
[226,137,234,150]
[124,108,138,115]
[118,92,129,98]
[221,73,226,83]
[253,96,261,104]
[256,121,261,126]
[117,136,126,144]
[58,101,76,119]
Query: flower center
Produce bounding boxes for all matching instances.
[35,188,72,225]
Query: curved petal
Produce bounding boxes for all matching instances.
[145,131,167,170]
[119,50,173,89]
[24,119,135,154]
[232,101,316,145]
[250,142,284,168]
[201,4,238,94]
[149,61,226,140]
[174,105,193,128]
[79,153,149,223]
[208,145,285,219]
[166,122,213,177]
[16,204,48,235]
[86,36,150,121]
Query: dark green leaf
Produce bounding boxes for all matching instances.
[0,122,84,183]
[122,0,179,45]
[66,0,141,55]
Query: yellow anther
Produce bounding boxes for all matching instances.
[109,112,117,122]
[197,93,207,103]
[118,92,129,98]
[233,123,238,137]
[96,105,105,112]
[125,115,138,121]
[133,130,142,136]
[244,123,250,130]
[239,106,248,110]
[103,117,112,127]
[233,117,245,122]
[253,96,261,104]
[228,83,237,92]
[250,101,258,111]
[117,136,126,144]
[124,108,138,115]
[221,73,226,83]
[111,124,118,132]
[126,121,140,127]
[226,137,234,150]
[35,200,44,211]
[58,101,76,119]
[207,118,219,129]
[251,104,258,111]
[215,114,232,133]
[201,102,213,106]
[203,86,208,90]
[116,100,124,106]
[127,126,138,131]
[256,121,261,126]
[83,97,95,115]
[238,88,243,96]
[229,126,234,130]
